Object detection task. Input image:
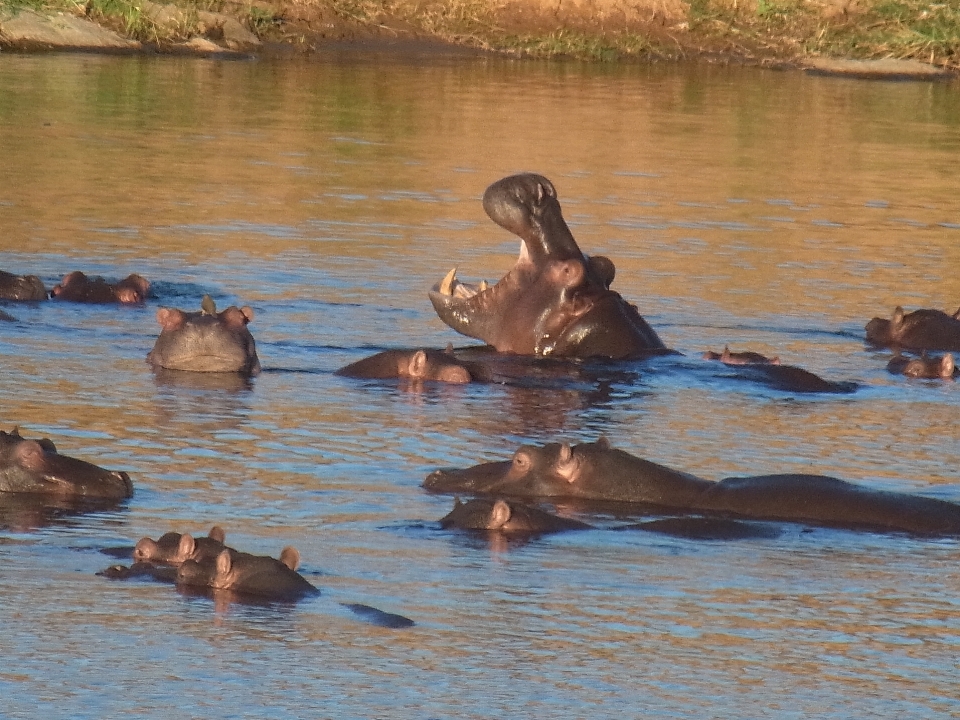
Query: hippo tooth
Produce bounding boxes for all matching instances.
[477,280,488,292]
[440,267,458,296]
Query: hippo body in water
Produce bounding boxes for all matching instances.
[52,271,150,304]
[176,546,318,602]
[866,306,960,352]
[886,352,957,379]
[0,270,47,301]
[0,428,133,498]
[147,296,261,375]
[429,174,667,359]
[336,348,486,384]
[425,438,960,536]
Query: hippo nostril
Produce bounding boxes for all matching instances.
[113,471,134,497]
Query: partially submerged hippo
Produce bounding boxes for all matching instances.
[336,348,485,384]
[439,497,591,533]
[0,428,133,498]
[425,438,960,535]
[0,270,47,301]
[51,271,150,304]
[147,296,261,375]
[134,526,227,565]
[886,352,957,379]
[703,346,780,365]
[866,305,960,351]
[176,546,319,602]
[429,173,667,359]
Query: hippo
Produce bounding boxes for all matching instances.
[51,271,150,304]
[176,546,319,602]
[429,173,667,359]
[424,438,960,535]
[336,348,487,384]
[866,306,960,351]
[0,428,133,498]
[133,526,228,565]
[147,296,261,375]
[439,497,591,533]
[97,562,179,583]
[703,346,780,365]
[886,352,957,379]
[0,270,47,301]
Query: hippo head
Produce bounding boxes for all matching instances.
[0,428,133,498]
[429,174,666,359]
[133,526,226,565]
[147,297,261,375]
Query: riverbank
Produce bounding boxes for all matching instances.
[0,0,958,72]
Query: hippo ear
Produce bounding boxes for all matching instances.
[489,500,512,529]
[216,549,232,576]
[156,307,186,331]
[942,354,955,377]
[892,306,905,329]
[444,343,455,355]
[556,443,578,483]
[37,437,57,453]
[770,356,781,365]
[720,346,732,362]
[240,306,254,324]
[407,350,428,379]
[596,436,612,450]
[279,546,300,571]
[178,534,197,560]
[208,526,226,544]
[14,440,45,471]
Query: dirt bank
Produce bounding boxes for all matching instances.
[0,0,957,73]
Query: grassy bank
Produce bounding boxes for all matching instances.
[1,0,958,68]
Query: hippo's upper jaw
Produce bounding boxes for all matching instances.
[429,173,666,359]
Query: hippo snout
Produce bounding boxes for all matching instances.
[113,471,134,498]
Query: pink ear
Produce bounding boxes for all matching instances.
[279,546,300,571]
[178,534,197,561]
[221,306,253,329]
[489,500,512,529]
[216,549,232,576]
[15,440,46,471]
[156,308,185,331]
[208,526,226,544]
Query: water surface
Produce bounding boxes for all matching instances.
[1,53,959,718]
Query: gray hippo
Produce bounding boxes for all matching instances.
[866,305,960,351]
[0,270,47,301]
[429,173,667,359]
[0,428,133,498]
[51,271,150,304]
[336,348,485,384]
[176,546,319,602]
[886,352,957,379]
[147,296,261,375]
[133,526,228,565]
[425,438,960,536]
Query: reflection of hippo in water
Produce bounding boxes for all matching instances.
[147,296,261,375]
[425,437,960,536]
[0,270,47,301]
[703,346,780,365]
[176,546,319,602]
[866,305,960,351]
[429,173,667,359]
[336,348,485,384]
[0,428,133,498]
[134,526,228,565]
[51,271,150,304]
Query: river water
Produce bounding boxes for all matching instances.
[1,52,959,718]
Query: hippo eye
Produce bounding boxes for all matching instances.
[512,451,531,472]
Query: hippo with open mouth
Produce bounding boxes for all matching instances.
[429,173,667,359]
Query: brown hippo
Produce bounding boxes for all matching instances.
[425,437,960,536]
[866,305,960,351]
[886,352,957,379]
[336,348,486,384]
[133,526,228,565]
[429,173,667,359]
[0,270,47,301]
[176,546,319,602]
[51,271,150,304]
[439,497,591,533]
[147,296,261,375]
[0,427,133,498]
[703,346,781,365]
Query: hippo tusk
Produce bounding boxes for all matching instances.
[477,280,488,292]
[439,267,458,296]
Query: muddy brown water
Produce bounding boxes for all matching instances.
[1,53,960,717]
